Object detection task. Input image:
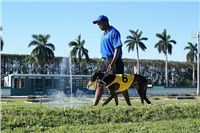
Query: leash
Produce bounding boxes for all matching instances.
[103,70,112,75]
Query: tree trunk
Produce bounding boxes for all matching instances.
[192,63,195,86]
[165,53,168,87]
[80,62,82,74]
[136,45,140,74]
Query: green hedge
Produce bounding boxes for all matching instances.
[2,104,200,132]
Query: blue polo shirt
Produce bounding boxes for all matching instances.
[100,26,122,58]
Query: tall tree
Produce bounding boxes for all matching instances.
[155,29,176,86]
[28,34,55,74]
[124,29,148,74]
[184,42,197,86]
[68,35,89,74]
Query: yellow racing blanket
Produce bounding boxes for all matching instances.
[88,74,134,93]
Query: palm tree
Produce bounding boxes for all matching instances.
[124,29,148,74]
[68,35,89,74]
[155,29,176,86]
[28,34,55,74]
[25,55,38,74]
[184,42,197,86]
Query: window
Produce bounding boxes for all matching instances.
[21,79,26,88]
[14,79,18,88]
[12,78,25,89]
[18,79,21,88]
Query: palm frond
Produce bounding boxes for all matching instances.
[78,50,82,62]
[71,47,78,57]
[168,40,176,44]
[140,37,148,41]
[126,42,135,52]
[129,30,134,34]
[167,44,172,55]
[126,35,133,40]
[46,43,55,51]
[28,40,40,47]
[138,42,147,51]
[32,34,38,40]
[68,41,78,47]
[124,39,132,44]
[156,34,164,40]
[1,36,3,51]
[138,31,142,38]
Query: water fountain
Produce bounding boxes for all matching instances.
[69,55,73,99]
[46,56,91,108]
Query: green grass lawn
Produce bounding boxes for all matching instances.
[1,96,200,133]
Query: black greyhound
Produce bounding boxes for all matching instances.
[87,71,151,106]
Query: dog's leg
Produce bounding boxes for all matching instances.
[144,95,151,104]
[136,84,144,104]
[107,84,119,106]
[139,94,144,104]
[133,75,151,105]
[143,83,151,104]
[102,94,115,106]
[114,94,119,106]
[138,82,151,105]
[111,89,118,106]
[122,90,131,106]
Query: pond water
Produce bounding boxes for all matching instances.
[128,86,197,96]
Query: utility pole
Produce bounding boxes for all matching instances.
[192,32,200,95]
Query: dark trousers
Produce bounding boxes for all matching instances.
[100,58,124,74]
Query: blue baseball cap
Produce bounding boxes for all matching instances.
[93,15,109,24]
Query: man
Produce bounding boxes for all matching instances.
[90,15,131,106]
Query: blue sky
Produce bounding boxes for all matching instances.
[1,0,199,62]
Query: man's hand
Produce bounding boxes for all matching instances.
[107,63,114,72]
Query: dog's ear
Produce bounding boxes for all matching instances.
[90,72,98,81]
[97,71,104,80]
[90,71,103,81]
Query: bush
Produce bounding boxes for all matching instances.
[2,104,200,131]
